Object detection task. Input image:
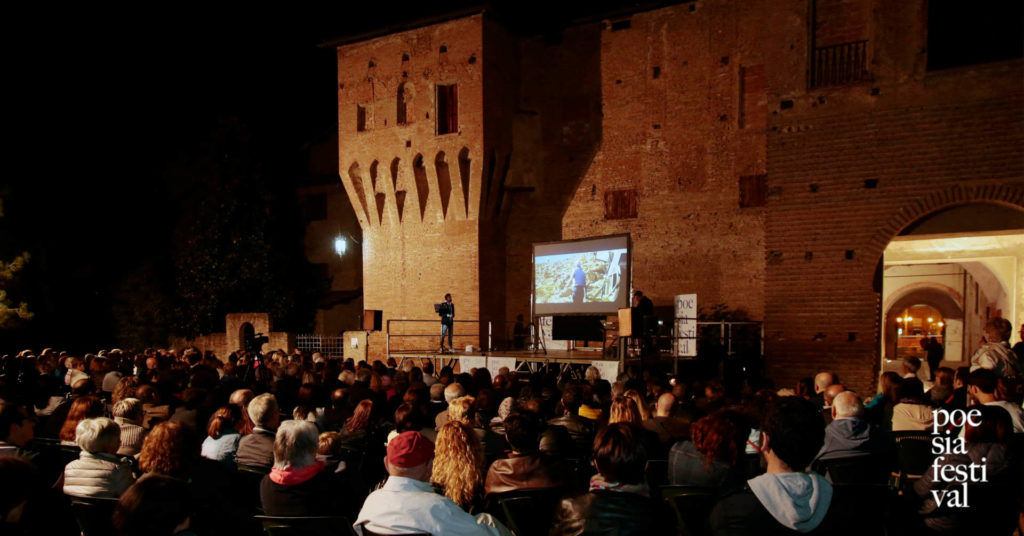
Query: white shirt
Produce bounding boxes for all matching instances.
[354,476,505,536]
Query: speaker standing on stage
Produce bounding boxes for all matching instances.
[572,262,587,303]
[439,294,455,353]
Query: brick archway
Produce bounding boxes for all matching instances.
[866,184,1024,260]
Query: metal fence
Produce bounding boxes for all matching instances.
[295,334,346,359]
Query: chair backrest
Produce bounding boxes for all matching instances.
[359,524,431,536]
[491,488,567,536]
[659,485,717,536]
[645,459,669,490]
[829,484,892,534]
[255,515,357,536]
[894,436,933,476]
[59,444,82,467]
[812,455,889,485]
[67,495,120,536]
[235,464,268,513]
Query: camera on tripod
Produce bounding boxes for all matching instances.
[245,332,269,354]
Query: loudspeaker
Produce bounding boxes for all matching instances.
[617,308,632,337]
[363,310,383,331]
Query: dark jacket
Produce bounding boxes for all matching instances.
[551,490,666,536]
[260,470,349,517]
[236,427,275,469]
[548,414,596,457]
[668,440,745,492]
[484,453,572,496]
[814,417,886,461]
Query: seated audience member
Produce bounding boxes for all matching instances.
[228,388,255,435]
[644,393,687,445]
[927,367,955,406]
[609,396,664,458]
[260,420,348,516]
[890,380,934,432]
[111,376,140,406]
[902,356,922,379]
[485,412,572,496]
[942,366,971,412]
[201,405,243,463]
[551,423,660,536]
[316,431,347,473]
[488,397,515,436]
[969,316,1021,377]
[915,405,1018,534]
[437,382,467,430]
[432,421,486,512]
[64,417,135,498]
[668,411,749,491]
[354,431,513,535]
[320,388,350,432]
[711,397,833,536]
[112,398,148,456]
[339,399,375,447]
[168,388,204,430]
[814,391,886,462]
[59,395,106,445]
[0,457,37,535]
[113,474,197,536]
[548,384,596,457]
[428,383,448,418]
[809,372,835,408]
[448,395,504,463]
[822,384,845,409]
[387,403,437,445]
[136,385,170,429]
[963,368,1024,434]
[0,403,36,457]
[236,393,279,469]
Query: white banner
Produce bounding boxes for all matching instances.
[590,360,620,383]
[458,355,486,372]
[675,294,697,357]
[487,356,517,373]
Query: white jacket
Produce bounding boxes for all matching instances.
[63,451,135,498]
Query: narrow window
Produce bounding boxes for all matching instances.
[356,105,368,132]
[436,84,458,135]
[397,83,411,125]
[739,175,767,208]
[604,189,638,220]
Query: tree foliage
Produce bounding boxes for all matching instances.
[0,199,32,329]
[168,118,323,338]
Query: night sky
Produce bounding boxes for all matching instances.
[2,2,654,352]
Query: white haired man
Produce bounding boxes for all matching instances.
[814,391,885,462]
[236,393,280,469]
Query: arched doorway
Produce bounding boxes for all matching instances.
[239,322,255,352]
[879,200,1024,382]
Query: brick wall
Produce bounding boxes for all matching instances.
[765,0,1024,395]
[561,3,768,321]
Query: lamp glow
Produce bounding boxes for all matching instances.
[334,237,347,256]
[927,317,934,323]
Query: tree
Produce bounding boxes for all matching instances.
[0,198,32,329]
[168,117,323,338]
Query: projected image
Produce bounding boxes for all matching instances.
[535,249,627,304]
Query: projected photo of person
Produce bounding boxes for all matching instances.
[536,249,626,305]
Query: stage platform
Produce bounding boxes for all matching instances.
[389,349,625,378]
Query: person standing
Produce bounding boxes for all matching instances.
[572,262,587,303]
[925,336,944,381]
[439,294,455,353]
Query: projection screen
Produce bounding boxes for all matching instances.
[533,234,631,315]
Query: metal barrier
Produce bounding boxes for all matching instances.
[295,334,346,359]
[386,319,491,355]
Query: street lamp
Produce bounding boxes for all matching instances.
[334,236,347,257]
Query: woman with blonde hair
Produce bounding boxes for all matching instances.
[622,389,651,421]
[431,420,485,512]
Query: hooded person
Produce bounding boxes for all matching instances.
[711,397,834,535]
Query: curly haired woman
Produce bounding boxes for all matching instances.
[431,420,485,512]
[668,410,750,492]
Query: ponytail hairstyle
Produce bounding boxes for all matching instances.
[206,405,242,439]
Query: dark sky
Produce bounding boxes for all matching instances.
[1,1,657,351]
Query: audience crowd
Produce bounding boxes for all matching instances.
[0,318,1022,536]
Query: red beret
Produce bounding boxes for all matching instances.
[387,431,435,468]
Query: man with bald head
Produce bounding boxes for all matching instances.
[809,372,836,408]
[643,393,687,445]
[814,391,885,462]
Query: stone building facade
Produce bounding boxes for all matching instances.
[331,0,1024,394]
